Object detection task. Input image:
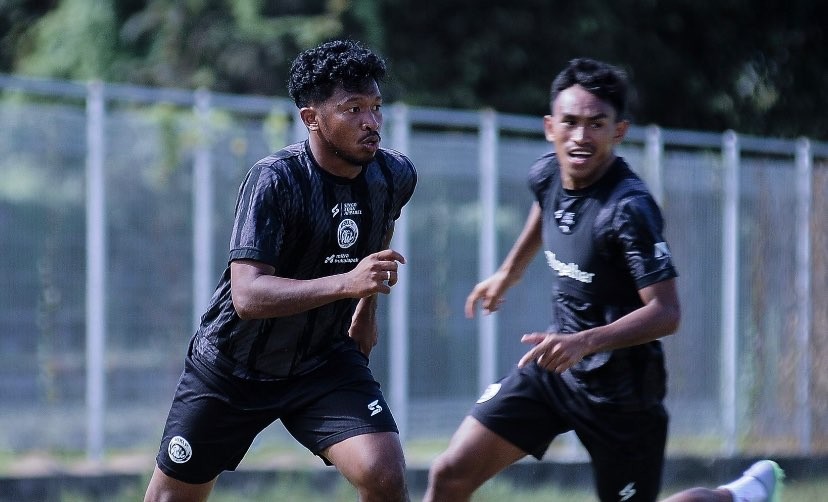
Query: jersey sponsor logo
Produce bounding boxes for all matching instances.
[544,251,595,283]
[342,202,362,216]
[476,383,501,403]
[619,482,637,501]
[332,202,363,218]
[654,242,671,259]
[324,253,359,264]
[168,436,192,464]
[337,219,359,248]
[368,399,383,416]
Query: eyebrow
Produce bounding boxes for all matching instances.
[561,112,609,121]
[336,94,383,107]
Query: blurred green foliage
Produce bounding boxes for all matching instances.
[0,0,825,138]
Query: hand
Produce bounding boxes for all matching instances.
[465,270,510,318]
[346,249,405,298]
[518,332,588,373]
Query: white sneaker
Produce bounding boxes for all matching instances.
[741,460,785,502]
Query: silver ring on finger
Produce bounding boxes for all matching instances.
[386,270,392,281]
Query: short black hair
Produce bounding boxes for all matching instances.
[550,58,629,119]
[287,39,387,108]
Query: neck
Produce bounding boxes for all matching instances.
[564,155,616,190]
[308,134,363,179]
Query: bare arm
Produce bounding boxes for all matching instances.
[230,246,405,320]
[349,223,398,355]
[465,202,543,317]
[519,278,681,372]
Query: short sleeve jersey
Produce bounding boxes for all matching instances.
[528,152,677,409]
[192,141,417,380]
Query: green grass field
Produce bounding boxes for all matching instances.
[6,440,826,501]
[55,475,828,502]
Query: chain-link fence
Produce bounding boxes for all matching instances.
[1,74,826,463]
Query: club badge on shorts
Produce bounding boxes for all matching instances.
[168,435,193,464]
[476,383,501,403]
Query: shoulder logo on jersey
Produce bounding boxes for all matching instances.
[544,251,595,283]
[476,383,502,403]
[654,242,671,260]
[337,219,359,248]
[168,435,192,464]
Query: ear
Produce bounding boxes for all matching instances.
[613,120,630,144]
[300,107,319,131]
[543,115,555,142]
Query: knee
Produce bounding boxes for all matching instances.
[354,457,408,502]
[427,452,474,494]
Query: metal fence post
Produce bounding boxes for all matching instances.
[721,130,740,456]
[644,125,664,205]
[192,88,214,329]
[795,137,813,453]
[85,80,106,462]
[389,103,411,441]
[478,109,498,390]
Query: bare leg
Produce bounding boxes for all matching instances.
[661,460,784,502]
[423,416,527,502]
[323,431,409,502]
[661,487,732,502]
[143,466,217,502]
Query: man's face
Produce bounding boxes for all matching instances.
[544,84,628,189]
[312,80,383,169]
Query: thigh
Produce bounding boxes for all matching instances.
[323,431,406,482]
[578,405,669,502]
[438,416,528,481]
[281,347,398,462]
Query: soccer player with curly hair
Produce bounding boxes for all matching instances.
[144,39,417,502]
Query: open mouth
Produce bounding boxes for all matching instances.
[567,149,593,163]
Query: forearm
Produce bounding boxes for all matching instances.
[352,294,378,325]
[234,273,353,319]
[498,203,543,283]
[578,292,680,355]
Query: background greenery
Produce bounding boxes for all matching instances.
[0,0,825,139]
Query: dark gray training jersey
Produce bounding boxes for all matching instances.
[192,141,417,380]
[528,152,677,409]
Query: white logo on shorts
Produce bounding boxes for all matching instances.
[619,482,637,501]
[476,383,501,403]
[168,436,193,464]
[368,399,383,416]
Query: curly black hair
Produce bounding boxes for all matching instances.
[287,40,387,108]
[550,58,629,119]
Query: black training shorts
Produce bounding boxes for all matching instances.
[155,345,398,484]
[471,362,668,502]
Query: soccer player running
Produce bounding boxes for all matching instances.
[424,58,782,502]
[144,40,416,502]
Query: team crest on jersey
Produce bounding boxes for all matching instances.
[168,436,192,464]
[554,209,577,234]
[337,219,358,248]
